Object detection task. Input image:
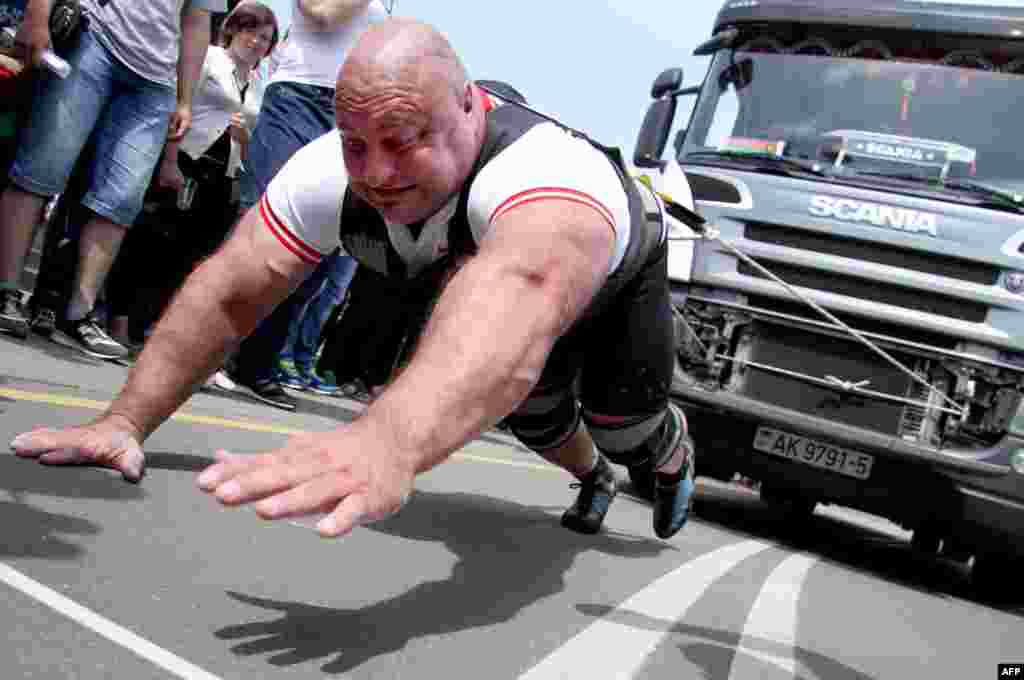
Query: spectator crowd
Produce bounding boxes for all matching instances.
[0,0,431,411]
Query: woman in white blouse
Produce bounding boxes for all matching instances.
[159,1,279,196]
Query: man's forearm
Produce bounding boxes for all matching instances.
[105,241,296,440]
[177,8,210,110]
[298,0,372,29]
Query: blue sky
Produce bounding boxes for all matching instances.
[260,1,722,155]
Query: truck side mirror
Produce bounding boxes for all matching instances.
[651,67,684,99]
[634,98,678,168]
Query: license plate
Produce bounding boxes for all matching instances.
[753,427,874,480]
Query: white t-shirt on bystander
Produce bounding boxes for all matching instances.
[269,0,388,88]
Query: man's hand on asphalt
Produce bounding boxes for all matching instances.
[196,423,416,538]
[10,415,147,482]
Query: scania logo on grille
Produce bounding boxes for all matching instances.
[809,196,938,236]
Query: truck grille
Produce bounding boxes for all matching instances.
[745,295,961,349]
[740,321,911,434]
[738,260,989,323]
[744,221,999,285]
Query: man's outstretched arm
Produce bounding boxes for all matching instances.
[12,205,317,479]
[365,199,615,474]
[108,207,317,440]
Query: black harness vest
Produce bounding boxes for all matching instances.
[337,103,665,314]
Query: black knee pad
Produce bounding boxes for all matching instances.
[505,388,581,452]
[583,404,680,468]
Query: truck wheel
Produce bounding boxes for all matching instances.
[761,486,816,519]
[971,551,1024,602]
[910,527,942,555]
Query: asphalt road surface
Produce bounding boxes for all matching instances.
[1,330,1021,679]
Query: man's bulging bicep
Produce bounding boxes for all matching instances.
[365,198,616,469]
[474,198,616,335]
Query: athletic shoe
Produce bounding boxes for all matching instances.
[231,374,297,411]
[277,358,309,391]
[652,403,697,540]
[53,312,129,360]
[306,369,341,396]
[0,289,28,339]
[30,306,57,338]
[561,454,618,535]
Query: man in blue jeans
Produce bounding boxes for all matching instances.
[276,248,357,395]
[224,0,387,410]
[0,0,223,356]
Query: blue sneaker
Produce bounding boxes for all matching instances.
[277,359,309,391]
[306,369,341,396]
[652,403,696,540]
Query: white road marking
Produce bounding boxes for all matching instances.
[726,553,819,679]
[0,562,223,680]
[519,540,772,679]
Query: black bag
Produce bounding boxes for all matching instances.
[49,0,88,55]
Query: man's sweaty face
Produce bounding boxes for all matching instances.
[337,82,466,225]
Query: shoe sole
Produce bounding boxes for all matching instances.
[51,330,129,360]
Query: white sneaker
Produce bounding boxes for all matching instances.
[204,369,237,392]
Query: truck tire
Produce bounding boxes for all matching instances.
[761,486,816,519]
[971,551,1024,602]
[910,526,942,555]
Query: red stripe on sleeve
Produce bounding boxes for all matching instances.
[259,196,323,265]
[489,187,616,229]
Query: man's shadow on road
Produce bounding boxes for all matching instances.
[215,489,673,674]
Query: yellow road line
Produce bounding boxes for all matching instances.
[0,387,556,472]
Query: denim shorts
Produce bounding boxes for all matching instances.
[238,80,336,210]
[9,27,175,226]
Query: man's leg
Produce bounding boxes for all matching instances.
[230,82,335,408]
[0,28,112,337]
[55,65,174,359]
[578,245,696,540]
[0,188,46,336]
[293,253,357,395]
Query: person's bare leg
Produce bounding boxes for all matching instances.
[0,186,47,285]
[66,215,127,320]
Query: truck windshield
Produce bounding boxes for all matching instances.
[681,35,1024,204]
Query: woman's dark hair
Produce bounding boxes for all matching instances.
[219,2,280,56]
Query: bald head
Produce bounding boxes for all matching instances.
[332,18,487,226]
[338,18,468,102]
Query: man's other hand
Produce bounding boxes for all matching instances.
[11,415,147,482]
[196,422,415,538]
